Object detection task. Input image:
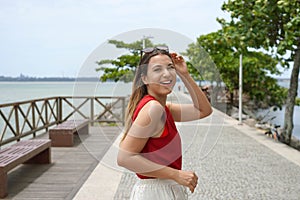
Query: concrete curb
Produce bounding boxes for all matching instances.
[73,134,124,200]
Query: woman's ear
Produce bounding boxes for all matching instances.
[141,74,148,85]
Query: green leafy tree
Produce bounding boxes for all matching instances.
[96,40,142,82]
[185,30,287,109]
[219,0,300,144]
[96,39,165,82]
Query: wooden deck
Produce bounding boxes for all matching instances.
[3,125,122,200]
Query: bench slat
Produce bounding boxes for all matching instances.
[52,120,89,130]
[0,140,51,170]
[0,139,51,198]
[49,120,89,147]
[13,139,51,147]
[0,156,17,165]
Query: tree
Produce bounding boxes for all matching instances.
[96,40,142,82]
[96,39,165,82]
[185,30,287,111]
[219,0,300,144]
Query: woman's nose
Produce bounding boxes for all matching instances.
[162,68,171,77]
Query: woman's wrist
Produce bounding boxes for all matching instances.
[169,168,180,182]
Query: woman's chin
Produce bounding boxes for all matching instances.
[161,87,173,95]
[148,84,175,96]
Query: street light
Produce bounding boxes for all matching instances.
[238,54,243,125]
[142,35,153,49]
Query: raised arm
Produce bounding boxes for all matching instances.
[168,53,212,122]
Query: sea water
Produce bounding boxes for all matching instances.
[257,80,300,139]
[0,81,133,142]
[0,81,133,104]
[0,81,299,139]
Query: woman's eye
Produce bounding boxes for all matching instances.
[153,67,162,72]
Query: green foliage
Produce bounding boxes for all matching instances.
[96,39,165,82]
[95,39,142,82]
[220,0,300,63]
[96,53,139,82]
[218,0,300,141]
[296,98,300,106]
[185,29,287,108]
[183,35,221,84]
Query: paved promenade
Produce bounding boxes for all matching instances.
[74,92,300,200]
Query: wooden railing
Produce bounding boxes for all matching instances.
[0,96,126,146]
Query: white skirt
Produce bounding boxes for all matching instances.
[130,179,188,200]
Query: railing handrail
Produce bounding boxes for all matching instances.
[0,97,59,108]
[0,96,126,108]
[0,96,127,146]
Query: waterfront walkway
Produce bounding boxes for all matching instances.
[3,92,300,199]
[75,92,300,200]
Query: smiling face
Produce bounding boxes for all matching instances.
[142,54,176,99]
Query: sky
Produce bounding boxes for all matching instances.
[0,0,292,79]
[0,0,234,78]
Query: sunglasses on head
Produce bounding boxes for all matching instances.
[141,46,169,55]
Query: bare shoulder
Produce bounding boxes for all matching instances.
[128,100,165,138]
[137,99,164,117]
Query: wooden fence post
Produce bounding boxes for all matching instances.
[90,97,94,126]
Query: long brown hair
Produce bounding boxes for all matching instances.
[121,49,172,141]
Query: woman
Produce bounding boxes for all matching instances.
[117,46,212,199]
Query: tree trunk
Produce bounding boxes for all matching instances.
[282,40,300,144]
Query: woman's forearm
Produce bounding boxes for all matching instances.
[117,150,198,193]
[179,73,212,117]
[117,151,178,180]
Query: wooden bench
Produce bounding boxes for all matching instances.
[49,119,89,147]
[0,139,51,198]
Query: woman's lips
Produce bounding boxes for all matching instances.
[160,80,172,85]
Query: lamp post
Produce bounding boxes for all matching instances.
[238,54,243,125]
[142,35,153,49]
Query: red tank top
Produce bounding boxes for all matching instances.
[132,95,182,179]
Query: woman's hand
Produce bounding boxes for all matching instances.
[170,53,189,76]
[174,170,198,193]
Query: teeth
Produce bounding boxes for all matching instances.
[161,81,171,84]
